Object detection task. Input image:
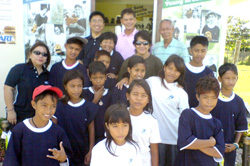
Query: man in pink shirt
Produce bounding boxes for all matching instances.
[115,8,138,60]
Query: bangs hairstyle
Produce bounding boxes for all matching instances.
[94,50,111,60]
[27,42,51,68]
[34,90,59,103]
[104,103,137,156]
[126,79,153,114]
[99,32,118,45]
[88,61,107,76]
[89,11,105,22]
[196,75,220,97]
[190,36,209,48]
[218,63,238,77]
[128,56,146,69]
[121,8,136,18]
[66,38,84,48]
[62,69,85,104]
[159,54,185,88]
[133,30,152,45]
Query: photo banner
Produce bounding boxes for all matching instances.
[0,0,16,44]
[23,0,91,68]
[162,0,229,76]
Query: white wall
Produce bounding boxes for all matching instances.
[0,1,24,118]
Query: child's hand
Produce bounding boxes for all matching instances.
[209,136,216,146]
[84,151,91,165]
[107,73,117,79]
[115,78,129,90]
[225,143,236,153]
[47,141,67,163]
[92,86,104,104]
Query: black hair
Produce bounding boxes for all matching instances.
[27,42,51,68]
[121,8,136,18]
[218,63,238,77]
[133,30,152,45]
[196,75,220,97]
[128,56,145,69]
[126,79,153,114]
[190,36,209,48]
[88,61,107,77]
[89,11,105,22]
[34,90,59,104]
[62,70,85,104]
[66,38,84,48]
[159,55,185,89]
[99,32,118,45]
[104,103,138,156]
[94,50,111,60]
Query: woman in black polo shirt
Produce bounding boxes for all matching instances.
[4,42,51,129]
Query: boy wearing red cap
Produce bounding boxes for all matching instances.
[3,85,73,166]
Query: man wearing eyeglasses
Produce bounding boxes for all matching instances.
[117,31,163,81]
[77,11,105,67]
[115,8,138,60]
[152,19,190,64]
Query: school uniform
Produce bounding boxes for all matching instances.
[106,49,124,75]
[90,139,143,166]
[104,77,117,92]
[3,119,72,166]
[55,99,98,165]
[111,84,129,105]
[83,87,112,143]
[175,108,225,166]
[211,93,248,166]
[146,76,189,166]
[49,60,90,92]
[4,63,49,125]
[130,111,161,166]
[184,63,213,108]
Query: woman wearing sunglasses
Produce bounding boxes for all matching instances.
[117,31,163,81]
[4,42,51,130]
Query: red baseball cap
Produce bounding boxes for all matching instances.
[32,85,63,100]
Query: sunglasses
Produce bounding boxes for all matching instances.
[33,50,48,57]
[135,41,149,46]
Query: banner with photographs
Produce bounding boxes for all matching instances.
[0,0,16,44]
[23,0,91,68]
[162,0,228,76]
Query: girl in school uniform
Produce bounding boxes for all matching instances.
[111,56,146,105]
[90,103,143,166]
[54,69,98,166]
[146,55,189,166]
[126,79,161,166]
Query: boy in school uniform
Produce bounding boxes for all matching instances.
[94,50,117,91]
[184,36,213,108]
[3,85,72,166]
[49,36,90,92]
[211,63,248,166]
[175,76,225,166]
[83,61,112,144]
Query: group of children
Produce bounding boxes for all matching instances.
[3,24,248,166]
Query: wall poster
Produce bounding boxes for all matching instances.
[23,0,91,68]
[162,0,228,76]
[0,0,16,44]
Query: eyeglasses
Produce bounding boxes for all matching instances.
[91,20,104,24]
[33,50,48,57]
[135,41,149,46]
